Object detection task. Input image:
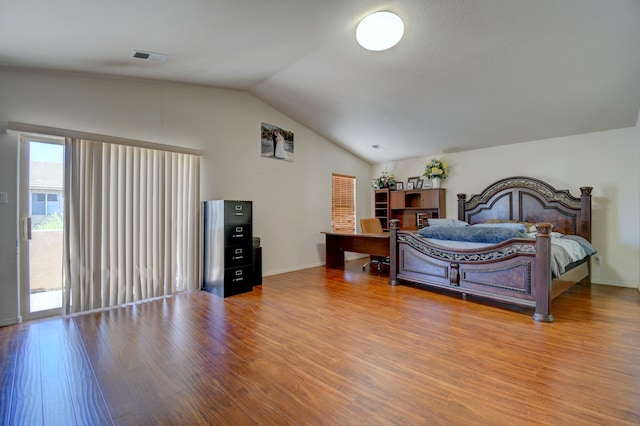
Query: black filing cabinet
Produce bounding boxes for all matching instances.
[202,200,253,297]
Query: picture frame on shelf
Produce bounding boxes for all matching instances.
[422,180,432,189]
[407,176,419,189]
[417,179,424,189]
[395,182,403,190]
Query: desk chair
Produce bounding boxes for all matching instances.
[360,218,390,272]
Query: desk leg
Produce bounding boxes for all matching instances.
[389,223,398,285]
[325,235,344,268]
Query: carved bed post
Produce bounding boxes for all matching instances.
[580,186,593,287]
[579,187,593,242]
[533,223,554,322]
[389,219,400,286]
[457,194,467,221]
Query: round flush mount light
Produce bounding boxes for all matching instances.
[356,11,404,51]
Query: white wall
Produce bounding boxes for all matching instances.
[374,127,640,288]
[0,114,18,326]
[0,68,372,325]
[637,108,640,291]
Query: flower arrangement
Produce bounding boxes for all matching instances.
[372,167,396,189]
[423,159,449,180]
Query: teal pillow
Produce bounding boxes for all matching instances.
[417,226,527,243]
[427,218,470,228]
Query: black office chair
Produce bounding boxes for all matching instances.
[360,218,390,272]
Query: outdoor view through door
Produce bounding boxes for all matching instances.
[20,137,65,319]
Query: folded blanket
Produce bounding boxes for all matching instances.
[562,235,597,256]
[548,235,597,276]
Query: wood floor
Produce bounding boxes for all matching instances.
[1,261,639,425]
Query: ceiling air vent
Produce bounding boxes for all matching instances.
[131,50,168,63]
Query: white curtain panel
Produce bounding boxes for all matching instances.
[63,138,200,314]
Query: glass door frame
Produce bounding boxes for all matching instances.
[19,133,65,321]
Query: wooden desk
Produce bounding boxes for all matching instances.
[322,231,390,268]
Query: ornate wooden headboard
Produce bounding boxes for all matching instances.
[457,176,592,241]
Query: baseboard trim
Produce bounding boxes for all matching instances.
[0,317,20,327]
[263,262,325,277]
[260,255,369,278]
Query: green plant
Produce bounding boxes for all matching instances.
[423,159,449,180]
[34,213,63,230]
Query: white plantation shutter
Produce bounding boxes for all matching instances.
[331,173,356,232]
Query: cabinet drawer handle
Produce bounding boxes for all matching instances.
[232,277,244,282]
[233,234,244,238]
[232,256,244,260]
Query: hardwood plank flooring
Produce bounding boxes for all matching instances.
[1,260,639,425]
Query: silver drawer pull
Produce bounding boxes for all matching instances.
[232,256,244,260]
[233,234,244,238]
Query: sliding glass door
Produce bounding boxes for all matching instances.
[19,135,65,320]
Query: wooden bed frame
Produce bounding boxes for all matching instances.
[389,176,593,322]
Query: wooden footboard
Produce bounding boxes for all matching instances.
[390,220,556,322]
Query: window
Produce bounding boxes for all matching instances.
[331,173,356,232]
[31,192,62,215]
[47,194,62,214]
[32,193,46,215]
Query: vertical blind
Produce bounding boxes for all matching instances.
[331,173,356,232]
[63,138,200,314]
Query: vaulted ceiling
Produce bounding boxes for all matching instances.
[1,0,639,163]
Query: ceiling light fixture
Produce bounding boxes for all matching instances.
[356,11,404,51]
